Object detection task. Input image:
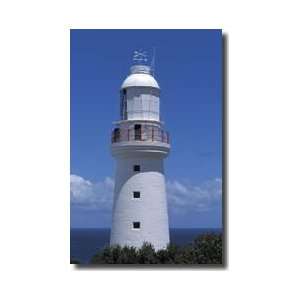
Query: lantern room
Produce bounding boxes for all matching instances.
[120,64,160,121]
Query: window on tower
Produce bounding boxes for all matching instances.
[120,89,127,120]
[134,124,142,140]
[133,165,140,172]
[113,128,120,143]
[133,222,140,229]
[133,191,140,198]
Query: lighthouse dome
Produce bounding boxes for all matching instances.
[121,65,160,89]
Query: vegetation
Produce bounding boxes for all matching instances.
[70,259,81,264]
[90,233,222,265]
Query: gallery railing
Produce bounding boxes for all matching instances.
[111,125,170,144]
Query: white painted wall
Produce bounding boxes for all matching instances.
[110,157,170,250]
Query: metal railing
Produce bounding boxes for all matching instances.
[111,125,170,144]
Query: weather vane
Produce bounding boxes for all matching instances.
[133,50,148,64]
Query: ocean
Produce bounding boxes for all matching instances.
[71,228,222,264]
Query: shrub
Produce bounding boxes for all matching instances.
[90,233,222,265]
[138,243,158,264]
[192,234,223,264]
[70,258,81,264]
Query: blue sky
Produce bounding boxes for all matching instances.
[71,29,222,228]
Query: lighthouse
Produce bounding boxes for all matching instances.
[110,51,170,250]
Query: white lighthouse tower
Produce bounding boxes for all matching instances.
[110,51,170,250]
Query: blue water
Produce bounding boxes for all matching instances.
[71,228,222,264]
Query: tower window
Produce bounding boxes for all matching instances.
[120,89,127,120]
[133,165,140,172]
[133,191,140,198]
[134,124,142,140]
[113,128,120,142]
[133,222,140,229]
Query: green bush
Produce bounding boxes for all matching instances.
[70,258,81,264]
[90,233,223,265]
